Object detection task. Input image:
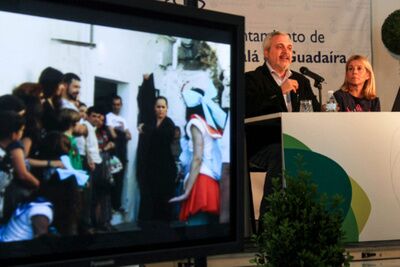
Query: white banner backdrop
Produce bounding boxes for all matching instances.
[205,0,371,103]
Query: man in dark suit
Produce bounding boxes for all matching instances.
[246,31,320,116]
[245,31,320,232]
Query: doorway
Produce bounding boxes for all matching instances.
[94,77,118,113]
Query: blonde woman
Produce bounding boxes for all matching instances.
[334,55,380,112]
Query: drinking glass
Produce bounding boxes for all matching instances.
[299,100,313,112]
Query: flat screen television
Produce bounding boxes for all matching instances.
[0,0,244,266]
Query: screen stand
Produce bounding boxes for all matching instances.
[183,0,198,7]
[178,257,207,267]
[312,80,323,110]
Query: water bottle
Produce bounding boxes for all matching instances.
[326,90,337,112]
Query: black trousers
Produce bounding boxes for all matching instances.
[250,143,283,233]
[111,161,126,210]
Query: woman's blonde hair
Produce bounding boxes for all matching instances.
[340,54,377,100]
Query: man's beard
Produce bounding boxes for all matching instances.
[68,93,78,101]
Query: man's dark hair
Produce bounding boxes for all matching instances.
[87,105,106,116]
[112,95,122,103]
[61,73,81,85]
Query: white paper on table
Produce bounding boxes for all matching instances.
[56,155,89,186]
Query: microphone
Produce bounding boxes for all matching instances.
[299,67,325,83]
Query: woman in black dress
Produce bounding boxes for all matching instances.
[137,96,177,224]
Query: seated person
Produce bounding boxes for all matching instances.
[334,54,380,112]
[245,31,320,232]
[0,175,81,242]
[245,31,320,116]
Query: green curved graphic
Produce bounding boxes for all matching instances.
[283,134,311,151]
[283,134,372,242]
[348,176,371,234]
[342,208,359,242]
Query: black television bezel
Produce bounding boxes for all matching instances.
[0,0,245,266]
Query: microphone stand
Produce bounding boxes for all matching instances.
[314,80,323,110]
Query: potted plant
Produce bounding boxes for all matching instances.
[381,9,400,56]
[251,156,351,267]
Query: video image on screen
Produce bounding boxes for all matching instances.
[0,6,232,253]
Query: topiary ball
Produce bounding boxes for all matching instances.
[381,9,400,55]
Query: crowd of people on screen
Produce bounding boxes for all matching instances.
[0,64,230,242]
[0,67,132,242]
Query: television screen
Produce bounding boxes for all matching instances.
[0,0,244,266]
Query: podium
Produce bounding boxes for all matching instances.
[246,112,400,243]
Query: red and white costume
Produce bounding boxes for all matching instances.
[179,114,222,221]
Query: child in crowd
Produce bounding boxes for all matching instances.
[58,109,83,170]
[79,106,103,234]
[0,111,25,221]
[94,110,116,232]
[78,101,88,121]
